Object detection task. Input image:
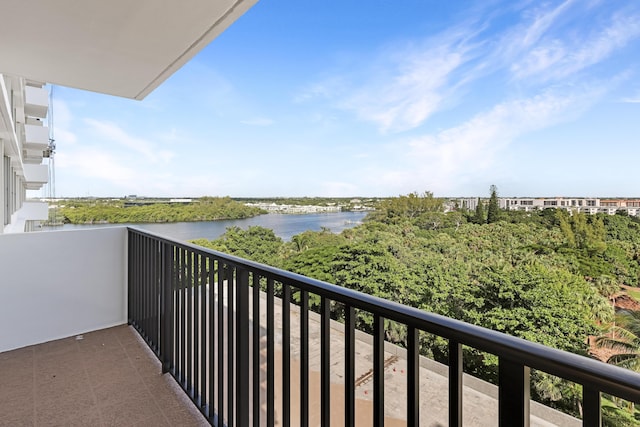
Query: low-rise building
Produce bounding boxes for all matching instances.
[454,197,640,216]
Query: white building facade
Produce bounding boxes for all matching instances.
[0,77,50,233]
[455,197,640,217]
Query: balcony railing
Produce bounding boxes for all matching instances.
[127,227,640,427]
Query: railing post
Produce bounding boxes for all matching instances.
[583,386,602,427]
[300,290,309,427]
[127,229,133,325]
[407,326,419,426]
[252,273,260,427]
[449,340,462,427]
[161,241,172,374]
[499,357,530,427]
[320,296,331,426]
[236,267,250,427]
[282,283,291,427]
[345,306,355,427]
[373,315,385,427]
[267,278,275,426]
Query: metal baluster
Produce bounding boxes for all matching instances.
[321,296,330,426]
[449,340,462,427]
[407,326,419,426]
[300,290,309,427]
[498,357,530,427]
[236,267,250,427]
[345,305,355,427]
[373,315,384,427]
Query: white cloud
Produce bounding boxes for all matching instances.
[513,0,575,51]
[296,22,485,133]
[298,1,640,138]
[510,10,640,81]
[343,45,466,133]
[374,85,606,194]
[300,3,570,134]
[84,119,175,164]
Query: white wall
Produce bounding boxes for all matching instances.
[0,227,128,352]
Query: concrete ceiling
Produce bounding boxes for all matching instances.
[0,0,258,100]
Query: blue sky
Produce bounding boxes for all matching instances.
[50,0,640,198]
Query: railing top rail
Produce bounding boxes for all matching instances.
[128,227,640,403]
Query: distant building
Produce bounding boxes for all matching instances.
[245,202,341,214]
[452,197,640,217]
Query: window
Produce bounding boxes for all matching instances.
[3,156,10,225]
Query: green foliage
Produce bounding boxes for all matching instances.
[60,197,264,224]
[597,310,640,372]
[473,198,485,224]
[189,194,640,422]
[193,226,284,267]
[487,185,500,223]
[602,401,639,427]
[368,191,443,224]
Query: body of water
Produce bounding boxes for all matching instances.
[43,211,369,242]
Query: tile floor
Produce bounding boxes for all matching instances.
[0,325,208,427]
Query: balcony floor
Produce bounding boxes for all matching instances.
[0,325,208,427]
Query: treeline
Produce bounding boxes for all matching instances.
[60,197,265,224]
[192,191,640,424]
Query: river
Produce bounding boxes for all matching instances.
[43,211,369,242]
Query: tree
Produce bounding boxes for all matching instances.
[487,185,500,223]
[193,226,284,266]
[473,198,485,224]
[595,310,640,424]
[370,191,443,223]
[597,310,640,372]
[557,209,576,248]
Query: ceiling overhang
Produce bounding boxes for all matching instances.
[0,0,258,100]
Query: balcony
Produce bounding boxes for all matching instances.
[24,85,49,119]
[3,201,49,233]
[1,227,639,426]
[24,123,49,151]
[23,163,49,189]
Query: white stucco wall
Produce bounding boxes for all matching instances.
[0,227,127,352]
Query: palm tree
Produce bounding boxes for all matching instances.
[533,372,583,417]
[595,311,640,421]
[596,310,640,372]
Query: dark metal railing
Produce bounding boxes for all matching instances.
[127,227,640,427]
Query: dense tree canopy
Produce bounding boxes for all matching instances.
[191,192,640,421]
[60,197,265,224]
